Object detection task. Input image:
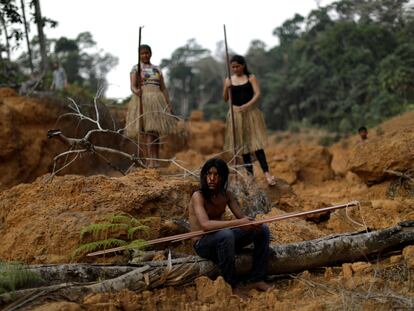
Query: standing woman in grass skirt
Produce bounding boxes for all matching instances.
[125,44,176,167]
[223,55,276,186]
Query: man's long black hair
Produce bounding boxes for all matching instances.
[200,157,229,202]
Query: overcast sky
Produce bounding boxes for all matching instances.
[41,0,335,99]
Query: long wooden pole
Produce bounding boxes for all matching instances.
[223,25,238,173]
[87,201,359,257]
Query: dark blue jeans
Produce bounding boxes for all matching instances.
[194,225,270,287]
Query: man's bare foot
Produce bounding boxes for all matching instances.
[247,281,273,292]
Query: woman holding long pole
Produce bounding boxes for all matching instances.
[125,44,176,168]
[223,55,276,186]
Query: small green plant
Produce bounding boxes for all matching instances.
[0,262,42,294]
[72,214,155,258]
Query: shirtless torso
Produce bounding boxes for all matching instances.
[188,190,249,242]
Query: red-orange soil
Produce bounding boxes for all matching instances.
[1,88,414,310]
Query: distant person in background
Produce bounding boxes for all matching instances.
[223,55,276,186]
[358,126,368,142]
[50,61,67,91]
[125,44,176,168]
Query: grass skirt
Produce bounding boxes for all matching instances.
[224,105,267,154]
[125,86,177,138]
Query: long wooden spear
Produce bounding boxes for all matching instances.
[223,25,238,173]
[87,201,359,257]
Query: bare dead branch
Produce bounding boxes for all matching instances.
[384,169,414,183]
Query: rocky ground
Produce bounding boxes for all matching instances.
[0,88,413,310]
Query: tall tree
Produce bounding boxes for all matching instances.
[0,12,11,61]
[32,0,47,72]
[0,0,23,61]
[20,0,33,72]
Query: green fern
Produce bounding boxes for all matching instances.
[72,238,127,258]
[80,223,129,239]
[0,262,42,294]
[126,239,147,251]
[127,225,150,240]
[73,214,155,259]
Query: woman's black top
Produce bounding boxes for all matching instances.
[231,79,254,107]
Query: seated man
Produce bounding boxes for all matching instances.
[189,157,271,291]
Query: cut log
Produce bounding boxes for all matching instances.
[1,221,414,309]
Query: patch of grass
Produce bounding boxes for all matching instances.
[0,262,42,294]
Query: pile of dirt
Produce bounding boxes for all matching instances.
[0,88,141,190]
[330,110,414,181]
[0,88,65,189]
[347,127,414,184]
[0,170,197,263]
[266,141,334,185]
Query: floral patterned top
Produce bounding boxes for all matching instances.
[131,63,161,87]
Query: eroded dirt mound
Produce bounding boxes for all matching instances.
[329,110,414,181]
[266,141,334,184]
[0,89,141,190]
[0,91,66,189]
[348,127,414,184]
[0,170,196,263]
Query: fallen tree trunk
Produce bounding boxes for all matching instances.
[26,264,137,284]
[2,221,414,309]
[245,220,414,275]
